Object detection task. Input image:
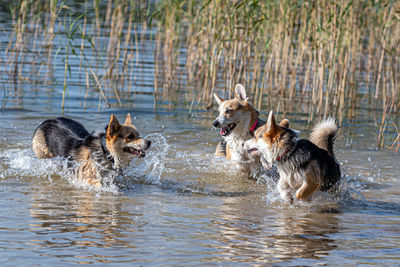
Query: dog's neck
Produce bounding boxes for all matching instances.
[276,141,297,163]
[100,133,114,164]
[226,121,250,142]
[99,133,126,170]
[249,118,260,137]
[225,114,260,159]
[248,107,260,136]
[276,147,291,162]
[229,112,259,140]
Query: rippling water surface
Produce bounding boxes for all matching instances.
[1,103,400,266]
[0,5,400,265]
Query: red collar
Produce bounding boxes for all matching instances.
[276,148,291,162]
[249,119,259,136]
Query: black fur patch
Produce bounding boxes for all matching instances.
[285,139,341,191]
[35,117,90,159]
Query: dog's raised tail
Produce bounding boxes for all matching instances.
[310,118,338,157]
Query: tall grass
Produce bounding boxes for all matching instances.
[152,0,400,148]
[2,0,399,149]
[4,0,152,111]
[154,1,399,109]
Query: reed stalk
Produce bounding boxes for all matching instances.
[3,0,400,149]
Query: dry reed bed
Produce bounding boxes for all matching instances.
[4,0,151,109]
[2,0,400,149]
[153,0,400,148]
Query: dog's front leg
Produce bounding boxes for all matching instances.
[277,177,293,204]
[79,160,102,188]
[215,140,227,157]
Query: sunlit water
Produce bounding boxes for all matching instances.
[0,104,399,266]
[0,6,400,265]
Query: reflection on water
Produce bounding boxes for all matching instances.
[28,187,137,264]
[1,110,399,265]
[210,191,340,265]
[0,6,399,263]
[26,185,342,265]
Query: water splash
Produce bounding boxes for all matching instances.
[1,146,117,193]
[122,133,170,186]
[1,147,66,182]
[259,169,371,211]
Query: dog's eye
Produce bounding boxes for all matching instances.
[126,134,135,140]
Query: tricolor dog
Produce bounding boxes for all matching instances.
[213,84,265,175]
[245,111,341,203]
[32,114,151,188]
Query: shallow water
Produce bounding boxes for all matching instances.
[1,104,400,266]
[1,4,400,265]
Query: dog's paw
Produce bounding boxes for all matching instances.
[279,191,293,204]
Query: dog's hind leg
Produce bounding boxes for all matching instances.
[32,130,53,158]
[295,162,321,201]
[295,181,319,201]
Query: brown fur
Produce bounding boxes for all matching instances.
[213,84,264,176]
[76,146,102,188]
[32,114,151,188]
[261,112,320,201]
[245,111,340,203]
[32,129,53,158]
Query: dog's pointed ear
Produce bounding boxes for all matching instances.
[235,84,248,102]
[266,110,277,133]
[279,119,289,128]
[213,93,224,105]
[107,114,121,137]
[124,113,132,125]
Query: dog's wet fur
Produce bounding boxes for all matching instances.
[32,114,151,188]
[213,84,265,176]
[245,111,341,203]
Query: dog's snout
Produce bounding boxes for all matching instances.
[213,120,219,127]
[145,140,151,148]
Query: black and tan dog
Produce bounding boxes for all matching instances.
[32,114,151,188]
[245,111,341,203]
[213,84,265,175]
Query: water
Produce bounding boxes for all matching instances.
[1,106,399,265]
[1,5,400,266]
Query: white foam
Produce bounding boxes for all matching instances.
[1,146,119,193]
[123,133,170,185]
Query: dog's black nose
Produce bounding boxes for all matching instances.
[213,120,219,127]
[146,140,151,147]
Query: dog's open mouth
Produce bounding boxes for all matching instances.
[123,147,146,157]
[220,123,237,136]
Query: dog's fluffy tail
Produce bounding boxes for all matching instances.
[310,118,338,157]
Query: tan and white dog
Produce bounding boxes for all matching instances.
[245,111,341,203]
[212,84,265,175]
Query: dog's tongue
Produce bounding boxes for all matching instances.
[220,128,229,135]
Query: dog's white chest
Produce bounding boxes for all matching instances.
[226,135,250,162]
